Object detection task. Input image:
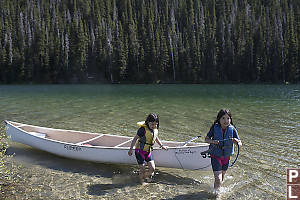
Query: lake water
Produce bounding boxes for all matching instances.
[0,84,299,199]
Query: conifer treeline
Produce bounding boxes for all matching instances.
[0,0,299,83]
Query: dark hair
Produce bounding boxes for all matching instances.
[145,113,159,129]
[209,109,234,131]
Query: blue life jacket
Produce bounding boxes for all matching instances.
[209,124,235,157]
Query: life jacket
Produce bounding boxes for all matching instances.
[135,121,158,152]
[209,124,235,157]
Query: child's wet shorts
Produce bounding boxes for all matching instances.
[211,155,230,171]
[135,149,153,165]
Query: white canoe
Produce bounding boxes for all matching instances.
[4,120,211,170]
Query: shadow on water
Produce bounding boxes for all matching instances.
[166,193,217,200]
[87,182,216,199]
[5,145,133,178]
[87,183,137,196]
[87,184,217,199]
[6,145,213,194]
[86,169,213,196]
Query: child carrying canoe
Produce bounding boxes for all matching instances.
[205,109,242,192]
[128,113,167,185]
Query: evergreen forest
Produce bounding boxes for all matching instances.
[0,0,299,84]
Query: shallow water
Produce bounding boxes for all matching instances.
[0,84,299,199]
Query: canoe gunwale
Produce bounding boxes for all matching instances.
[5,120,209,149]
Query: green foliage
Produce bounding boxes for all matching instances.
[0,126,13,183]
[0,0,299,83]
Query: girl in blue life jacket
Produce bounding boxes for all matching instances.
[205,109,242,191]
[128,113,167,185]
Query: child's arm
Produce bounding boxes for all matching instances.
[156,137,167,150]
[205,128,219,144]
[233,129,242,146]
[233,138,242,146]
[205,136,219,144]
[128,135,139,156]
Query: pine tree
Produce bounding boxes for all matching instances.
[1,0,299,83]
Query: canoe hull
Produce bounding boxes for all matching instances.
[5,121,211,170]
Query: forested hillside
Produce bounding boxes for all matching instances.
[0,0,299,83]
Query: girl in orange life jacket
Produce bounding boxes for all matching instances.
[128,113,167,185]
[205,109,242,191]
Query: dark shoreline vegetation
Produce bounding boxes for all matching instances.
[1,127,29,199]
[0,0,299,84]
[0,128,14,199]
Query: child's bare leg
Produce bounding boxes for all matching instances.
[213,171,223,190]
[221,170,227,184]
[139,164,146,184]
[145,161,155,180]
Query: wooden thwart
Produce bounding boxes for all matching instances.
[76,134,104,145]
